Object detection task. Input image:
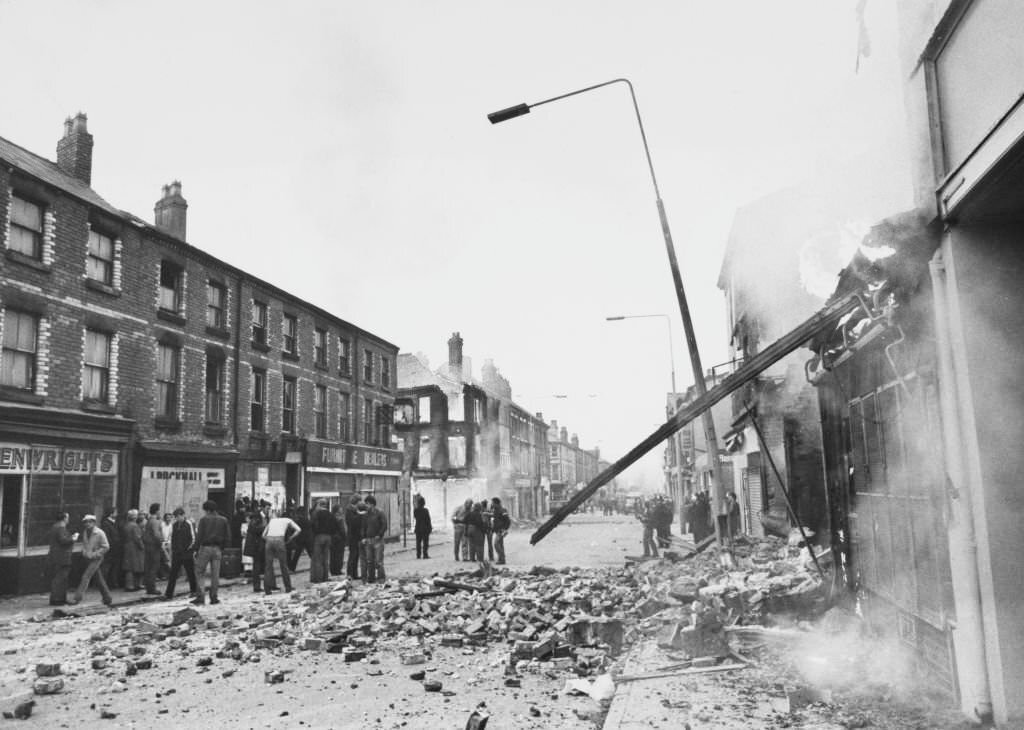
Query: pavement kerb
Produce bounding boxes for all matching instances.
[601,642,651,730]
[0,537,453,618]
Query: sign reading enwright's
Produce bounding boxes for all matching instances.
[0,443,118,475]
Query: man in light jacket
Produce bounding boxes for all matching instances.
[70,514,113,606]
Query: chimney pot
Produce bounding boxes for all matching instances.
[56,112,94,184]
[447,332,464,371]
[154,181,188,240]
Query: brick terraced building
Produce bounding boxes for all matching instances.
[0,114,399,593]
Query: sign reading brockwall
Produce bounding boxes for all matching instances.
[0,443,118,475]
[306,442,403,472]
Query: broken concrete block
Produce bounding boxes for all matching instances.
[302,638,325,651]
[400,651,426,665]
[440,634,464,648]
[35,662,61,677]
[423,680,442,692]
[343,650,367,662]
[32,677,64,695]
[264,670,285,684]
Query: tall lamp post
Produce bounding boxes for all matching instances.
[605,313,677,395]
[489,78,727,544]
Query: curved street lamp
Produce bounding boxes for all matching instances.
[489,79,727,543]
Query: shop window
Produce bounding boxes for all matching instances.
[282,376,296,434]
[338,391,350,441]
[205,353,224,424]
[418,395,430,423]
[156,343,179,419]
[339,337,351,376]
[86,229,114,285]
[282,314,298,356]
[9,195,43,259]
[82,329,110,402]
[0,476,22,551]
[206,281,226,329]
[1,310,38,391]
[314,384,327,438]
[251,367,266,432]
[158,260,183,313]
[363,349,374,383]
[314,328,327,368]
[252,300,268,346]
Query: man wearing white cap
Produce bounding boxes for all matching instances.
[69,514,113,607]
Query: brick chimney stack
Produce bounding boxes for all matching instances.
[447,332,463,373]
[571,433,579,448]
[154,181,188,240]
[560,426,568,443]
[56,113,93,184]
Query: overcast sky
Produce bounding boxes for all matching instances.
[0,0,910,489]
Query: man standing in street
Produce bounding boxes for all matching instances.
[192,500,230,605]
[69,515,112,607]
[344,495,363,580]
[142,503,163,595]
[262,508,301,593]
[163,508,198,600]
[101,509,122,589]
[309,499,337,583]
[451,498,472,561]
[360,495,387,583]
[490,497,510,565]
[47,512,76,606]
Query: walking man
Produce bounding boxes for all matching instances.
[69,515,112,606]
[192,500,230,605]
[142,503,163,595]
[490,497,510,565]
[344,495,363,580]
[164,508,198,599]
[359,495,387,583]
[100,509,121,589]
[122,509,144,591]
[262,509,301,593]
[47,512,76,606]
[309,499,337,583]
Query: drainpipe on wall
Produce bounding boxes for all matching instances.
[929,251,993,724]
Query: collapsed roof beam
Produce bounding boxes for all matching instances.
[530,292,861,545]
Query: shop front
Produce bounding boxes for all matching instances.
[134,442,237,519]
[0,406,134,594]
[305,440,404,539]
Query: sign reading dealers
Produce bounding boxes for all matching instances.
[0,444,118,475]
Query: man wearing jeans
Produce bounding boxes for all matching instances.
[69,515,112,606]
[192,501,230,606]
[262,509,301,593]
[309,500,336,583]
[359,495,387,583]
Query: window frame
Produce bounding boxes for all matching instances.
[8,194,43,260]
[206,281,227,330]
[314,327,328,368]
[339,337,351,376]
[282,314,298,356]
[338,391,350,442]
[82,329,111,403]
[86,229,114,285]
[205,354,225,425]
[250,367,267,433]
[156,343,180,420]
[363,397,374,445]
[158,260,183,314]
[362,349,374,383]
[381,356,391,390]
[251,300,268,346]
[282,375,297,434]
[1,310,38,391]
[313,384,327,438]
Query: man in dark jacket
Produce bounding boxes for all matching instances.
[359,495,387,583]
[329,504,347,576]
[309,500,338,583]
[286,507,312,573]
[100,509,122,589]
[164,508,198,599]
[490,497,510,565]
[344,495,363,580]
[47,512,77,606]
[142,503,164,595]
[192,501,230,605]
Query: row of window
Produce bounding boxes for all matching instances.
[248,368,390,445]
[250,300,391,388]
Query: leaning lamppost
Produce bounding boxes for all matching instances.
[489,78,728,545]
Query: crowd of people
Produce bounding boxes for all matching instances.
[45,493,401,608]
[450,497,510,565]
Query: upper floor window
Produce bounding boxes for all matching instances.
[282,376,296,434]
[250,367,266,432]
[9,195,43,259]
[339,337,351,376]
[418,395,430,424]
[205,353,224,424]
[338,391,350,441]
[252,301,268,346]
[283,314,298,356]
[314,328,327,368]
[474,398,483,424]
[313,384,327,438]
[381,356,391,390]
[156,343,180,419]
[363,397,374,445]
[159,261,183,313]
[206,282,226,329]
[82,329,110,402]
[362,349,374,383]
[86,230,114,285]
[1,310,38,390]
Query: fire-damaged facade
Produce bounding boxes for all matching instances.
[801,1,1024,722]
